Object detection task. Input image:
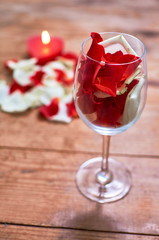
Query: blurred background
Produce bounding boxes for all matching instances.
[0,0,159,83]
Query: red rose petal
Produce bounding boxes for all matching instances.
[39,98,59,118]
[9,80,32,94]
[115,79,139,114]
[77,59,102,97]
[30,70,45,86]
[77,92,97,115]
[66,99,78,117]
[54,69,74,86]
[95,97,121,126]
[94,79,139,127]
[91,32,103,43]
[87,32,105,61]
[118,55,141,82]
[93,64,123,97]
[94,77,117,97]
[117,54,140,64]
[54,69,74,85]
[77,32,142,126]
[54,69,65,81]
[103,50,123,63]
[4,59,18,71]
[77,59,93,94]
[100,51,141,90]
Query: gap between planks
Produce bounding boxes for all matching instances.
[0,222,159,238]
[0,145,159,159]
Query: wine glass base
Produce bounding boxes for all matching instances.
[76,157,131,203]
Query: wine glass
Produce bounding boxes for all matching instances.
[74,32,147,203]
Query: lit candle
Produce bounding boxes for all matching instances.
[27,31,64,65]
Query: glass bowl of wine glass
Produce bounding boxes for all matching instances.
[74,32,147,203]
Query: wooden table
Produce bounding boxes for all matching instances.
[0,0,159,239]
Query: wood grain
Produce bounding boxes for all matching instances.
[0,148,159,235]
[0,224,157,240]
[0,87,158,156]
[0,0,159,157]
[0,0,159,239]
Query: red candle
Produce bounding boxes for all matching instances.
[27,31,64,65]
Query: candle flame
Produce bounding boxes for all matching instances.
[41,30,51,44]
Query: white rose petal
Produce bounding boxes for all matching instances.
[98,35,141,97]
[61,93,73,104]
[99,35,137,56]
[42,61,66,76]
[117,66,141,95]
[0,80,9,105]
[49,101,71,123]
[42,68,74,95]
[58,57,74,69]
[47,94,74,123]
[40,86,64,105]
[45,85,64,99]
[126,66,142,85]
[7,58,37,71]
[24,92,42,108]
[13,65,40,86]
[66,69,74,79]
[42,66,57,77]
[25,85,65,107]
[13,69,32,86]
[1,91,31,112]
[2,56,75,123]
[42,76,59,87]
[122,75,145,124]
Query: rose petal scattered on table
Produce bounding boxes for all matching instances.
[39,94,75,123]
[42,61,66,75]
[40,98,59,118]
[5,58,37,71]
[66,99,78,118]
[2,53,78,123]
[9,80,33,94]
[1,91,31,112]
[13,68,36,86]
[51,101,72,123]
[30,70,45,86]
[25,84,65,107]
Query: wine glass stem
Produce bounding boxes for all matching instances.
[102,135,111,173]
[96,135,112,185]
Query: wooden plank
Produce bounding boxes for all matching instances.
[0,87,158,157]
[0,225,157,240]
[0,148,159,235]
